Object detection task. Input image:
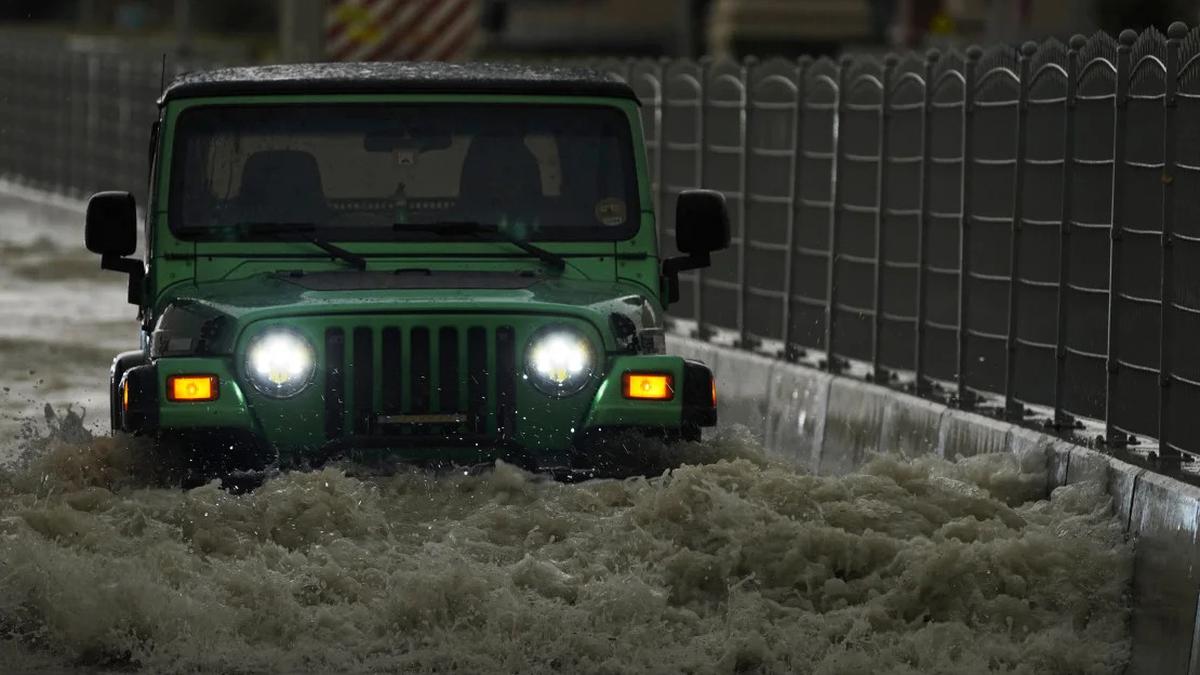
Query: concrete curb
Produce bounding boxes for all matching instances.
[763,361,831,470]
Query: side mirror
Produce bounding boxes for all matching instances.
[661,189,731,305]
[86,191,143,305]
[86,191,137,256]
[675,189,731,255]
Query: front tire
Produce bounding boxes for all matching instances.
[108,350,145,432]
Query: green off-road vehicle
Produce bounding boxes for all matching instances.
[85,63,727,478]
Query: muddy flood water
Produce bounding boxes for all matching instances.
[0,191,1133,673]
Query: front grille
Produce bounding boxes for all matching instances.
[324,323,519,442]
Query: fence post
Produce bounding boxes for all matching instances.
[693,57,711,340]
[53,51,68,194]
[957,46,981,410]
[871,55,896,384]
[736,57,756,350]
[913,49,940,396]
[0,43,6,180]
[86,53,99,197]
[1004,42,1036,419]
[654,57,670,249]
[1105,29,1136,446]
[1158,22,1185,464]
[1053,35,1084,430]
[824,56,850,373]
[780,57,810,361]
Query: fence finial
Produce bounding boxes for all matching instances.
[1168,21,1189,40]
[1069,34,1087,51]
[1020,41,1038,58]
[1118,29,1138,48]
[966,45,983,60]
[925,48,941,63]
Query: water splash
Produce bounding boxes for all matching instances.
[0,418,1131,674]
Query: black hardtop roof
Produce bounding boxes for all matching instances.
[159,62,639,105]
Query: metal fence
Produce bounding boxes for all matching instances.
[0,33,210,206]
[590,23,1200,463]
[1,26,1198,462]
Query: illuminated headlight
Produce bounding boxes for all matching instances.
[524,326,595,397]
[245,328,316,398]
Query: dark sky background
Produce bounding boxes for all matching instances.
[1094,0,1198,31]
[0,0,1197,46]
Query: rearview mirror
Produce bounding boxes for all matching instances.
[86,191,137,257]
[661,190,731,305]
[363,128,454,154]
[675,189,731,255]
[85,191,143,305]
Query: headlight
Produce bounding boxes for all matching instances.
[245,328,316,398]
[524,326,595,397]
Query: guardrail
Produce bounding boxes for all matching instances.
[586,23,1200,466]
[0,25,1197,465]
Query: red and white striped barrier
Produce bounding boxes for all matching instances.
[325,0,481,62]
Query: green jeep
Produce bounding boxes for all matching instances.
[85,63,728,478]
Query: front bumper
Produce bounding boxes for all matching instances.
[120,352,716,468]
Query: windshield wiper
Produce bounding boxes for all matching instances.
[233,222,367,271]
[394,221,566,272]
[304,238,367,271]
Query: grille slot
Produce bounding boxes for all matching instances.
[381,327,402,413]
[496,326,517,440]
[324,328,345,439]
[353,327,373,435]
[438,327,459,413]
[410,327,431,414]
[467,327,487,434]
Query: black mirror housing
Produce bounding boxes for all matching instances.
[661,190,732,305]
[86,191,137,257]
[85,191,143,305]
[675,189,731,255]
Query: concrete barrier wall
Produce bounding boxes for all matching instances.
[671,335,1200,675]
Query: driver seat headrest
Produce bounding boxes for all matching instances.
[236,150,328,222]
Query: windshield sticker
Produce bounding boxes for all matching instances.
[595,198,627,226]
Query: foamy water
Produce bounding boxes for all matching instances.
[0,418,1132,674]
[0,190,1132,673]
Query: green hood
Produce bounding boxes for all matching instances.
[151,270,663,357]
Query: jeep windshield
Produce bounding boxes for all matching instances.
[169,104,639,243]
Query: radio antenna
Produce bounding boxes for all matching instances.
[159,53,167,96]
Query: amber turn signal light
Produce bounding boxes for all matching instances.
[167,375,219,402]
[622,372,674,401]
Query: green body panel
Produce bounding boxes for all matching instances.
[583,355,684,428]
[156,357,253,429]
[120,90,712,467]
[153,273,664,350]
